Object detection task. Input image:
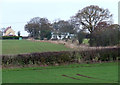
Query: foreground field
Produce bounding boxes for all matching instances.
[2,62,118,83]
[2,40,70,54]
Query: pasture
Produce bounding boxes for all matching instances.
[2,62,118,83]
[2,40,70,54]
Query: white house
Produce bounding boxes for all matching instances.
[51,32,76,40]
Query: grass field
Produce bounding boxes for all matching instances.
[2,62,118,83]
[2,40,70,54]
[1,40,118,83]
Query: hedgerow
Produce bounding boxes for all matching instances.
[1,47,120,67]
[2,36,20,39]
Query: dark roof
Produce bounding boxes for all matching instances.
[4,26,11,33]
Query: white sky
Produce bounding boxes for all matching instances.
[0,0,119,36]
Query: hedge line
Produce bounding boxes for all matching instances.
[1,47,120,67]
[2,36,20,39]
[78,47,120,62]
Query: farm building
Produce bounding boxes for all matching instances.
[3,26,15,36]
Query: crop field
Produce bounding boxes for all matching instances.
[2,40,70,54]
[2,62,118,83]
[1,40,119,84]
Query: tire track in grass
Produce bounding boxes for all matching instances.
[76,74,117,82]
[62,75,80,80]
[76,74,97,79]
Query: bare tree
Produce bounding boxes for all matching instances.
[75,5,112,34]
[94,21,110,31]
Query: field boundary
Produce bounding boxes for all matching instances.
[27,39,120,51]
[1,46,119,56]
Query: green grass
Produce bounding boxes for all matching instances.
[82,38,89,44]
[2,40,70,54]
[2,62,118,83]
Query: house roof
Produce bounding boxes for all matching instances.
[4,26,11,33]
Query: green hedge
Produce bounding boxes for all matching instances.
[2,36,20,39]
[2,51,75,66]
[2,47,120,67]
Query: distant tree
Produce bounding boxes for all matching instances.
[1,28,5,36]
[18,31,21,37]
[40,30,52,40]
[25,17,53,39]
[108,24,120,45]
[94,22,110,31]
[74,5,112,46]
[69,16,80,33]
[25,23,40,38]
[77,30,86,44]
[91,24,120,46]
[89,22,110,46]
[52,20,75,34]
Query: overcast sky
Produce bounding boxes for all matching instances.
[0,0,119,36]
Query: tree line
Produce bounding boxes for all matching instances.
[25,5,120,46]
